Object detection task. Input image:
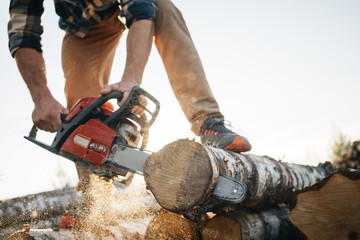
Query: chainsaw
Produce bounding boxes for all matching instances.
[25,86,159,182]
[25,86,248,202]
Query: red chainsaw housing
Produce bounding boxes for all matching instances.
[66,97,114,121]
[60,119,118,166]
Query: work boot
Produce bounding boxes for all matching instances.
[200,117,252,152]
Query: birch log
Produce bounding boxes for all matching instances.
[6,219,151,240]
[290,169,360,240]
[2,176,161,239]
[143,139,333,221]
[0,187,81,229]
[202,206,303,240]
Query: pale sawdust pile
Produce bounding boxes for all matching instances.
[67,174,161,239]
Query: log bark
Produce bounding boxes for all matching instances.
[0,187,81,229]
[143,139,333,221]
[289,169,360,240]
[6,219,151,240]
[202,206,303,240]
[145,210,199,240]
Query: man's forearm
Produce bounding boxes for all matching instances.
[122,20,154,84]
[14,48,52,104]
[14,47,68,132]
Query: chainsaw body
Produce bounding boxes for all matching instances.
[25,87,160,180]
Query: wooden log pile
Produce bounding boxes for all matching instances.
[2,139,359,239]
[144,168,360,240]
[332,140,360,169]
[143,139,359,239]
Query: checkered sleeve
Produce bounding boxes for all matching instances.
[8,0,45,57]
[119,0,157,28]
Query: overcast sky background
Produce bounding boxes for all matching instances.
[0,0,359,200]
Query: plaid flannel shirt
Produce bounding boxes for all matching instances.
[8,0,157,57]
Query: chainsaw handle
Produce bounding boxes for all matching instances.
[28,113,67,139]
[28,125,38,139]
[104,86,160,135]
[93,91,124,108]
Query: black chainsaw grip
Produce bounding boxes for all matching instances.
[28,125,38,139]
[104,87,142,126]
[95,91,124,106]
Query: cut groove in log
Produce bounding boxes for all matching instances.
[202,207,303,240]
[145,210,199,240]
[290,169,360,240]
[144,139,333,220]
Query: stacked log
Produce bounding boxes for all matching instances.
[332,141,360,169]
[143,139,333,221]
[145,210,199,240]
[290,169,360,240]
[202,206,304,240]
[0,187,81,238]
[6,218,152,240]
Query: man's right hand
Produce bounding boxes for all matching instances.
[32,96,68,133]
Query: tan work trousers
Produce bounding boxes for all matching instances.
[62,0,224,189]
[62,0,223,135]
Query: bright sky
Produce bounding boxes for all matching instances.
[0,0,359,200]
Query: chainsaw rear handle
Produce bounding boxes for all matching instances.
[28,114,68,140]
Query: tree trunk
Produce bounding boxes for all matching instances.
[143,139,333,221]
[145,210,199,240]
[289,169,360,240]
[202,206,303,240]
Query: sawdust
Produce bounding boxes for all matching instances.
[66,174,161,239]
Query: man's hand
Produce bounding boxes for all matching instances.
[32,95,69,132]
[101,81,148,116]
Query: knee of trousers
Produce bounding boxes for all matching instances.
[154,0,185,30]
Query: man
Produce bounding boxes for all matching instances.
[9,0,251,226]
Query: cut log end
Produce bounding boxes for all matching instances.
[143,139,216,212]
[290,170,360,240]
[202,216,242,240]
[145,210,199,240]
